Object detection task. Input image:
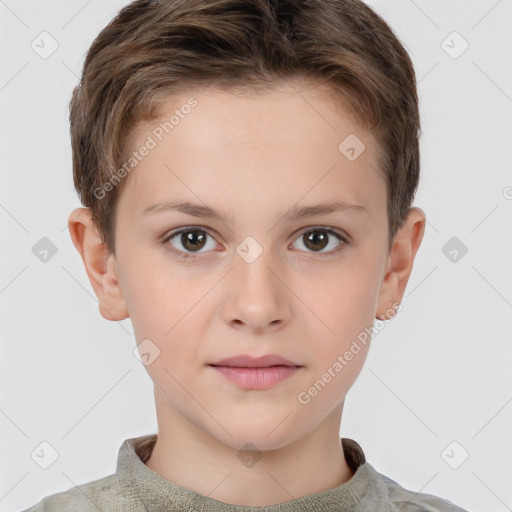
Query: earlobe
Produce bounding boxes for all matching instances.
[67,207,129,322]
[376,207,426,319]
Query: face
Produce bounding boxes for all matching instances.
[101,81,394,450]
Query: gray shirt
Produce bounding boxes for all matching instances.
[20,434,469,511]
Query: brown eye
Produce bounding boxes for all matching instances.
[180,230,207,251]
[292,228,347,254]
[303,231,329,251]
[165,227,218,257]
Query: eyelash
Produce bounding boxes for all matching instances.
[160,225,350,261]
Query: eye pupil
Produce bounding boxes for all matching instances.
[169,227,343,258]
[304,231,328,251]
[182,230,207,251]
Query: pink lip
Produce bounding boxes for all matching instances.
[209,354,302,390]
[210,354,300,368]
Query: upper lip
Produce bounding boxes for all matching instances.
[209,354,301,368]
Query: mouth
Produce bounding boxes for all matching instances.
[209,354,302,368]
[208,354,303,390]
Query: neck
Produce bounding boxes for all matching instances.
[144,390,354,507]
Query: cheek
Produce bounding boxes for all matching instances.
[298,256,381,330]
[118,247,189,333]
[128,281,203,342]
[121,259,214,368]
[294,254,382,381]
[295,336,370,417]
[295,289,373,413]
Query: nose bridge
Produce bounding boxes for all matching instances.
[222,236,290,330]
[233,236,281,297]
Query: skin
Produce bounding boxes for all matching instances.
[68,80,425,506]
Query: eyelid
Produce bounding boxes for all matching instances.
[289,226,349,256]
[162,224,350,242]
[163,224,216,238]
[160,225,219,261]
[293,225,350,243]
[161,224,220,249]
[161,224,350,258]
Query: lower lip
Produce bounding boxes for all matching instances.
[210,365,300,389]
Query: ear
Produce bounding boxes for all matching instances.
[67,208,129,322]
[376,207,426,320]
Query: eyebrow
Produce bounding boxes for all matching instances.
[143,199,368,222]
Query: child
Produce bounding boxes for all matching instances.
[22,0,469,510]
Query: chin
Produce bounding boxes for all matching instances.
[211,423,301,453]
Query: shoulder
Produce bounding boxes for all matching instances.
[369,465,469,512]
[18,472,141,512]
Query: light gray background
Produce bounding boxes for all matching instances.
[1,1,511,511]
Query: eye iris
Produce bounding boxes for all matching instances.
[182,230,207,251]
[304,231,328,251]
[176,229,336,253]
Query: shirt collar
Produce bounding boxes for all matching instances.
[116,434,390,511]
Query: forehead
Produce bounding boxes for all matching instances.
[118,81,385,220]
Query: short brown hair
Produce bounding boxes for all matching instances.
[69,0,421,255]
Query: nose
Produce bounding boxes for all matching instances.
[221,245,292,334]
